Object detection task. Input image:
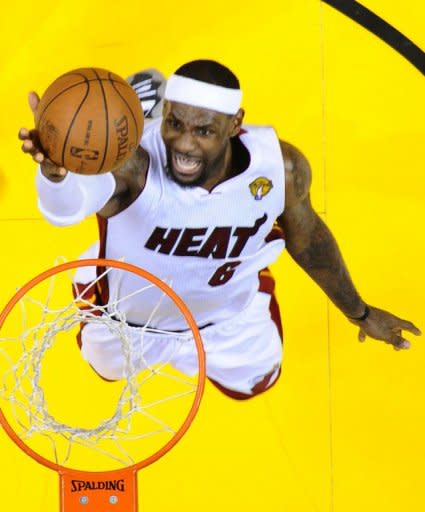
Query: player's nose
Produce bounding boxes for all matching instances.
[173,131,198,154]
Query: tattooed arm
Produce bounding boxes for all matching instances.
[21,91,150,223]
[277,140,421,349]
[98,146,150,218]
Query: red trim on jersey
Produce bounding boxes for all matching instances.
[73,218,112,381]
[96,215,110,305]
[73,277,115,382]
[208,267,283,400]
[97,214,107,259]
[258,269,283,340]
[210,367,282,401]
[265,222,285,243]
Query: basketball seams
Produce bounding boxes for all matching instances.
[61,82,91,167]
[108,73,140,142]
[36,68,143,174]
[93,69,109,174]
[37,77,130,123]
[37,75,90,127]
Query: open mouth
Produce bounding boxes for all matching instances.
[171,151,203,177]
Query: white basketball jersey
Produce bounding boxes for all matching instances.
[98,118,286,330]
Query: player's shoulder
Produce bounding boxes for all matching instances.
[279,140,312,204]
[239,124,282,163]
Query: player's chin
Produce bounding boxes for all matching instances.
[169,163,206,186]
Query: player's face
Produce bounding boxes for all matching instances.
[161,101,241,189]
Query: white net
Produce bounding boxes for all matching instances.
[0,261,203,471]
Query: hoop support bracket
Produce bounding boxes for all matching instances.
[60,468,138,511]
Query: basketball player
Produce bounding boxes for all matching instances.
[19,60,421,399]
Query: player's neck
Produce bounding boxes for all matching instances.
[202,137,250,192]
[201,140,234,192]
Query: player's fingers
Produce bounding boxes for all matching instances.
[28,128,40,141]
[40,158,67,176]
[21,129,46,160]
[28,91,40,114]
[358,330,366,342]
[18,127,30,140]
[21,139,37,154]
[54,166,67,176]
[397,319,422,336]
[34,152,45,163]
[388,333,410,350]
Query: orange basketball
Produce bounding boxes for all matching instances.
[35,68,144,175]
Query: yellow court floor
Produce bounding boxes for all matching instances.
[0,1,424,511]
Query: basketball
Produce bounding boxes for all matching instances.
[34,68,144,174]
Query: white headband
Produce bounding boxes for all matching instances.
[164,74,242,115]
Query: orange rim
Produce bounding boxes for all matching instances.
[0,258,206,474]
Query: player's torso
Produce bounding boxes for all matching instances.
[100,118,286,329]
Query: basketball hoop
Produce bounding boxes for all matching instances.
[0,258,205,511]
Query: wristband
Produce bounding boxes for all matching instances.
[348,305,370,321]
[36,167,115,226]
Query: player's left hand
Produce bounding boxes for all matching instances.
[350,306,421,350]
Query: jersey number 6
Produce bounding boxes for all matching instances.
[208,261,242,287]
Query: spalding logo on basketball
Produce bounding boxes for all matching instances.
[35,68,144,175]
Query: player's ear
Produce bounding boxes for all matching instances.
[162,100,170,117]
[228,108,244,137]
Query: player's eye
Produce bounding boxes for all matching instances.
[166,118,181,130]
[195,127,214,137]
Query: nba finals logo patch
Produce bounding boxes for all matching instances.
[249,177,273,200]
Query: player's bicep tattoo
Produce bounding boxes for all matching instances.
[289,149,312,201]
[280,140,312,204]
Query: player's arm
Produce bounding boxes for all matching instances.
[19,92,149,224]
[277,140,421,350]
[97,147,149,218]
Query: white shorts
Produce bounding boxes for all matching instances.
[80,291,283,396]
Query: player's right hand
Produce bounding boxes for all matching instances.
[18,91,67,180]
